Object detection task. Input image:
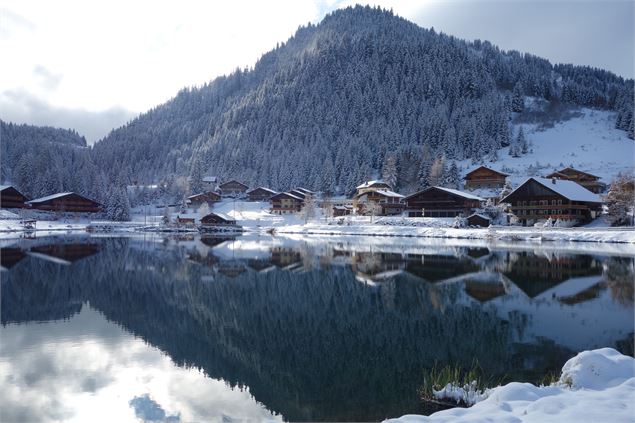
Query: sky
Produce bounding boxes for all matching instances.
[1,0,633,143]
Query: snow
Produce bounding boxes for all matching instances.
[246,186,277,194]
[373,189,404,198]
[356,180,388,189]
[0,210,20,220]
[386,348,635,423]
[26,192,75,204]
[504,177,602,203]
[460,107,635,186]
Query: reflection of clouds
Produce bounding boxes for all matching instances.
[129,394,180,422]
[0,306,282,423]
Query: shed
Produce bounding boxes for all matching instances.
[467,213,491,227]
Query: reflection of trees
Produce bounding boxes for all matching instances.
[2,238,632,421]
[604,257,635,306]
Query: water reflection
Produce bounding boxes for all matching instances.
[1,234,633,422]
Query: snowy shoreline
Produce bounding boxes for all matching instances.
[385,348,635,423]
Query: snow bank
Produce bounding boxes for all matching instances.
[386,348,635,423]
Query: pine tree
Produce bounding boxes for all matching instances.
[381,155,398,189]
[512,82,525,112]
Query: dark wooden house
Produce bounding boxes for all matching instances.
[545,167,606,193]
[27,192,102,213]
[333,205,353,217]
[188,191,221,207]
[356,189,405,216]
[200,212,237,227]
[464,166,509,189]
[405,187,483,217]
[270,192,303,214]
[246,187,278,202]
[0,185,29,209]
[466,213,491,227]
[218,180,249,197]
[500,177,602,225]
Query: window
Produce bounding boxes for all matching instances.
[552,199,557,205]
[557,199,562,205]
[552,210,557,215]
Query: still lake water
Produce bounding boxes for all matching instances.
[1,234,633,422]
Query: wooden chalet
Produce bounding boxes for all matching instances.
[201,175,218,191]
[27,192,102,213]
[333,205,353,217]
[404,187,483,217]
[187,191,221,207]
[464,166,509,189]
[218,180,249,197]
[466,213,491,227]
[355,180,392,196]
[200,212,238,230]
[545,167,606,193]
[270,192,303,215]
[500,177,602,226]
[246,187,278,202]
[0,185,29,209]
[356,189,405,216]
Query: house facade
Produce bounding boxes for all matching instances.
[270,192,303,214]
[355,180,392,196]
[500,177,602,226]
[464,166,509,190]
[545,167,606,193]
[0,185,29,209]
[356,189,405,216]
[246,187,278,202]
[27,192,102,213]
[201,176,218,191]
[218,180,249,197]
[200,212,237,227]
[404,187,483,217]
[187,191,221,207]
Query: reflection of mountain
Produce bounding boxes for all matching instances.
[1,237,633,421]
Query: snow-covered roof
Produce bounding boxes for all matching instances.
[434,186,485,201]
[464,165,510,178]
[202,176,217,182]
[0,185,13,192]
[468,213,491,221]
[374,189,404,198]
[505,178,602,203]
[295,187,315,194]
[272,192,303,201]
[247,186,277,194]
[187,191,220,199]
[207,212,235,222]
[27,192,75,204]
[356,180,390,189]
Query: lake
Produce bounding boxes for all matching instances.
[1,234,633,422]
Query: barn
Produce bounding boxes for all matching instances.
[27,192,102,213]
[404,187,483,217]
[0,185,29,209]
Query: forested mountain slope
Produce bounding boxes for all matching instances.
[92,6,633,195]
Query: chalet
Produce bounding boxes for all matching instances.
[175,216,196,227]
[466,213,491,227]
[0,185,29,209]
[187,191,221,207]
[404,187,483,217]
[27,192,102,213]
[333,205,353,217]
[247,187,278,202]
[201,176,218,191]
[356,189,405,216]
[545,167,606,193]
[355,180,392,196]
[464,166,509,190]
[500,177,602,226]
[218,180,249,197]
[288,189,307,200]
[270,192,304,214]
[200,212,237,228]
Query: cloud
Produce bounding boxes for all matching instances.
[0,8,36,38]
[0,88,136,144]
[33,65,63,92]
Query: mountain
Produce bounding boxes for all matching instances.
[91,6,633,195]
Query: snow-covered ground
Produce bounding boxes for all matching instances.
[386,348,635,423]
[459,107,635,186]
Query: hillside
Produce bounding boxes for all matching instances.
[92,5,634,195]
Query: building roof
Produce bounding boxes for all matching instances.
[27,192,75,204]
[219,180,248,188]
[247,186,277,195]
[204,212,235,222]
[202,176,217,183]
[271,192,303,201]
[294,187,315,194]
[187,191,220,200]
[373,189,404,198]
[467,213,491,221]
[435,186,484,200]
[501,177,602,203]
[464,165,510,178]
[0,185,13,192]
[546,167,600,180]
[356,180,390,190]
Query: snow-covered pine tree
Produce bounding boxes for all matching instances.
[381,155,398,189]
[512,81,525,113]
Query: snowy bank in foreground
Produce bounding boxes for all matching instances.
[386,348,635,423]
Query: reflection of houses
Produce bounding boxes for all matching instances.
[404,187,483,217]
[545,167,605,194]
[351,252,405,284]
[500,177,602,226]
[464,275,508,303]
[403,254,481,282]
[0,185,29,209]
[27,192,102,213]
[200,236,235,248]
[535,275,605,305]
[0,247,26,270]
[503,253,602,298]
[28,243,100,265]
[246,187,278,202]
[187,191,221,207]
[247,258,276,273]
[218,180,249,197]
[464,166,509,190]
[271,247,302,269]
[218,261,247,278]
